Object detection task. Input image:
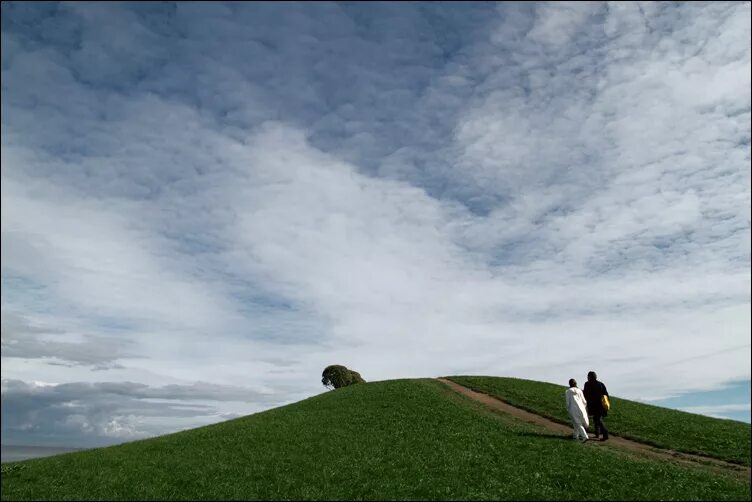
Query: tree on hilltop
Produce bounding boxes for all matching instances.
[322,365,366,389]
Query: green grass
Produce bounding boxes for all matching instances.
[447,376,752,467]
[2,379,749,501]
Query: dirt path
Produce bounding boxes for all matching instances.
[438,378,751,479]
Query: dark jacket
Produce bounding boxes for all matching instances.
[583,380,609,416]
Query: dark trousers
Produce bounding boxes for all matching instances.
[593,414,608,438]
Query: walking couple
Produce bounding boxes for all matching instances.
[565,371,609,443]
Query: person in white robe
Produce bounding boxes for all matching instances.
[565,378,590,442]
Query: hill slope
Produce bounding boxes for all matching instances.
[447,376,752,467]
[2,379,750,501]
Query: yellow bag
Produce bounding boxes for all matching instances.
[601,395,611,411]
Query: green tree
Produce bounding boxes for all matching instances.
[322,365,365,389]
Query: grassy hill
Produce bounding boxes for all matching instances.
[1,378,750,501]
[447,376,752,467]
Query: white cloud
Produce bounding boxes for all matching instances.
[526,2,601,47]
[678,403,751,421]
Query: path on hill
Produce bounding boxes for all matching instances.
[438,378,751,479]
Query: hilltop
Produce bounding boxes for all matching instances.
[1,378,750,500]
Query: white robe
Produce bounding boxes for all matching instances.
[565,387,590,427]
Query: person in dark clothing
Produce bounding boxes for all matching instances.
[583,370,609,441]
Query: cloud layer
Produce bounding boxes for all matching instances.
[2,1,750,445]
[1,379,273,447]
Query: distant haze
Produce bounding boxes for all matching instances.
[1,445,83,463]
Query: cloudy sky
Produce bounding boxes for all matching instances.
[1,1,750,448]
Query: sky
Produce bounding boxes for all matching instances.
[1,1,750,448]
